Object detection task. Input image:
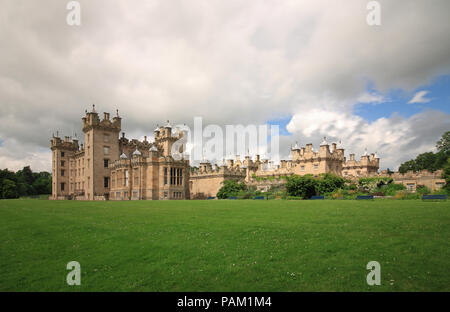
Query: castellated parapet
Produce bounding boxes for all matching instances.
[51,111,383,200]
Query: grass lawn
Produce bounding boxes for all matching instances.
[0,199,449,292]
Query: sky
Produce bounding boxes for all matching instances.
[0,0,449,172]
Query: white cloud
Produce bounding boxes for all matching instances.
[0,0,450,171]
[408,90,431,104]
[285,107,450,170]
[357,92,385,104]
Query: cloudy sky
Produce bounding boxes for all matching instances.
[0,0,449,171]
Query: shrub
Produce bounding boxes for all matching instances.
[332,189,344,199]
[216,180,247,199]
[379,182,406,196]
[416,185,431,195]
[359,177,393,193]
[285,175,316,199]
[316,173,346,195]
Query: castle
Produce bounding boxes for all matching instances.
[50,107,385,200]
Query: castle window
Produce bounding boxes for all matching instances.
[104,146,110,155]
[104,177,109,188]
[179,169,183,185]
[164,167,168,185]
[61,169,65,176]
[61,160,65,167]
[60,183,65,191]
[104,159,109,168]
[301,166,305,171]
[61,152,65,157]
[104,134,110,143]
[407,183,415,192]
[124,170,129,186]
[314,164,318,170]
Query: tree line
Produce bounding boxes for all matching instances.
[0,166,52,199]
[398,131,449,174]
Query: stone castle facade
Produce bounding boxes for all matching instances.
[50,108,443,200]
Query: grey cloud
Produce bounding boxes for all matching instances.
[0,0,450,171]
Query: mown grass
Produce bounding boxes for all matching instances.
[0,199,449,291]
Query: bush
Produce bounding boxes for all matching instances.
[285,175,317,199]
[316,173,346,195]
[359,177,392,193]
[416,185,431,195]
[332,189,344,199]
[394,190,419,200]
[379,182,406,196]
[216,180,247,199]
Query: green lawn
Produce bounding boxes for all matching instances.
[0,199,449,291]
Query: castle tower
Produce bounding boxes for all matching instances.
[82,105,121,200]
[50,134,79,199]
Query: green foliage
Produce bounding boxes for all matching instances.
[0,167,52,199]
[285,174,316,199]
[399,131,450,174]
[358,177,392,193]
[416,185,431,195]
[436,131,450,154]
[285,173,346,199]
[216,179,247,199]
[1,179,19,199]
[378,182,406,196]
[316,173,346,195]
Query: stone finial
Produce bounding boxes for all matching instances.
[320,136,328,146]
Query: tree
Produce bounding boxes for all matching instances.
[285,175,317,199]
[216,180,247,199]
[2,179,19,199]
[399,159,417,174]
[436,131,450,154]
[415,152,438,172]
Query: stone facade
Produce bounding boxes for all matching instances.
[51,110,444,200]
[189,138,380,198]
[50,107,121,200]
[380,169,446,192]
